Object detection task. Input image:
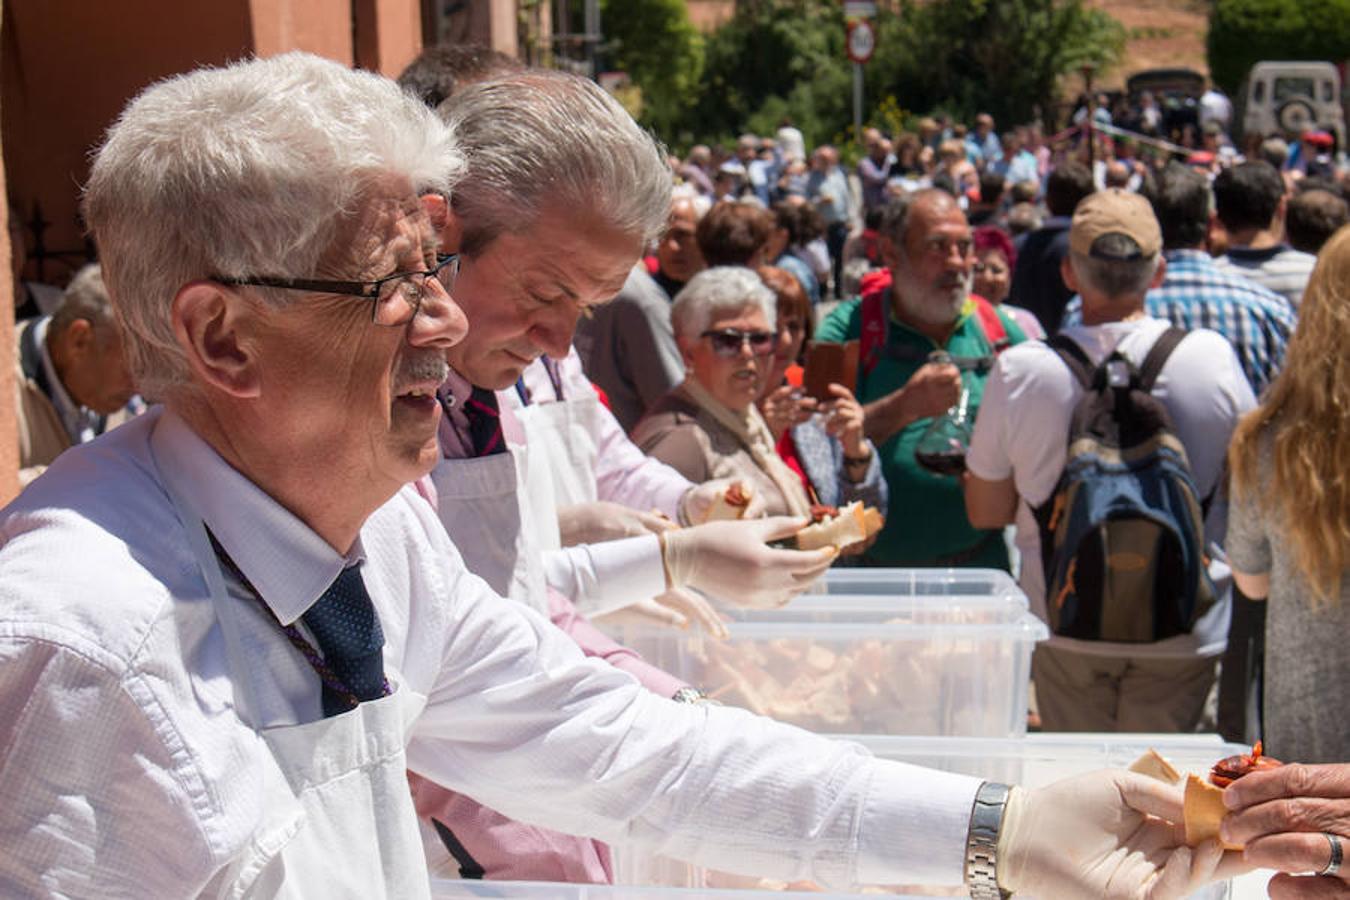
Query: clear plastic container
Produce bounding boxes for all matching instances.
[430,883,898,899]
[605,590,1046,737]
[609,733,1255,899]
[804,568,1025,604]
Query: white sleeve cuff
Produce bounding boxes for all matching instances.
[554,534,667,619]
[855,760,981,887]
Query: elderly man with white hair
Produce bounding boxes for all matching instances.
[0,54,1243,899]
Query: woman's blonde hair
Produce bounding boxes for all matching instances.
[1230,224,1350,606]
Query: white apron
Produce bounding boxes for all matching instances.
[428,437,557,616]
[166,479,431,900]
[510,372,603,510]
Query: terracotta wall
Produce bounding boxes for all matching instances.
[2,0,423,289]
[0,0,426,500]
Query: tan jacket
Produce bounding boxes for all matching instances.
[15,318,71,486]
[632,384,812,519]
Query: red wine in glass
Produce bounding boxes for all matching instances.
[915,448,967,476]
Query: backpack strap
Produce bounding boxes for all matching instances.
[1136,327,1188,393]
[859,286,887,377]
[1044,334,1095,391]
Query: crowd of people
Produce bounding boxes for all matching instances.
[3,40,1350,898]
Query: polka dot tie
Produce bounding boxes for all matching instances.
[301,564,387,718]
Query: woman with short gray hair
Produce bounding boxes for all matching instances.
[634,267,812,518]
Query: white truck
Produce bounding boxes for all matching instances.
[1241,60,1346,147]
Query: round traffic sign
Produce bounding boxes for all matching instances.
[847,19,875,64]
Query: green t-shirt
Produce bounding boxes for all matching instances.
[817,294,1027,567]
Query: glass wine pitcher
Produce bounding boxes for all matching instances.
[914,351,971,477]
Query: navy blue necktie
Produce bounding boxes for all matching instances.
[464,386,506,457]
[301,564,388,717]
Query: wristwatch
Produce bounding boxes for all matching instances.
[670,686,707,704]
[965,781,1012,899]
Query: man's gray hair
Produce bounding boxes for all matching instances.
[1069,235,1160,300]
[878,188,958,247]
[82,52,462,400]
[670,266,776,340]
[439,69,672,255]
[50,263,116,342]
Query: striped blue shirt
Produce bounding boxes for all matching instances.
[1061,249,1295,396]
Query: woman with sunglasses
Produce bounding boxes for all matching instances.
[633,267,814,518]
[755,267,887,549]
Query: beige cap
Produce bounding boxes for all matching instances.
[1069,188,1162,258]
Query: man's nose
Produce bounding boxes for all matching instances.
[409,278,469,349]
[530,302,582,360]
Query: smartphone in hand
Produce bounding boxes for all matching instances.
[802,339,859,402]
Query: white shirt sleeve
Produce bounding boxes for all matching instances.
[542,534,669,618]
[0,636,224,896]
[557,349,693,518]
[968,344,1078,508]
[404,564,981,890]
[967,352,1016,482]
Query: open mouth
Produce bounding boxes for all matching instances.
[394,384,442,415]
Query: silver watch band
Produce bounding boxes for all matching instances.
[966,781,1012,899]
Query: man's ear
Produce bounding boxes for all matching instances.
[171,281,262,398]
[879,234,902,271]
[63,318,96,354]
[1149,255,1167,289]
[1060,254,1079,293]
[420,193,463,254]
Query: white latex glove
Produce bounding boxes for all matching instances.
[662,517,835,609]
[596,597,689,630]
[557,501,676,547]
[999,770,1254,899]
[653,587,730,639]
[678,478,769,525]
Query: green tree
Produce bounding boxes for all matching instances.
[659,0,1124,147]
[868,0,1126,128]
[601,0,706,138]
[684,0,851,147]
[1207,0,1350,94]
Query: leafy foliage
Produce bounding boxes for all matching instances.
[1207,0,1350,94]
[601,0,706,137]
[634,0,1125,148]
[867,0,1125,129]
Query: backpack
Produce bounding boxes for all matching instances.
[1033,329,1216,643]
[857,272,1009,387]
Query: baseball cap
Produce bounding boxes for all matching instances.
[1069,188,1162,259]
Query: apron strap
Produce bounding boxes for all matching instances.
[431,818,486,880]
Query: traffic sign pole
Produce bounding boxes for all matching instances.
[845,14,875,144]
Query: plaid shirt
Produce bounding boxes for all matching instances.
[1062,249,1295,396]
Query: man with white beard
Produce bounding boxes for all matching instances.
[816,189,1030,567]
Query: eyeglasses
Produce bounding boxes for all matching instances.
[971,261,1007,274]
[217,253,460,327]
[921,236,974,258]
[701,328,775,357]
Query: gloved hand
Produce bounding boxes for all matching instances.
[653,587,730,639]
[678,478,769,525]
[592,589,728,639]
[662,517,835,609]
[557,501,676,547]
[998,770,1253,898]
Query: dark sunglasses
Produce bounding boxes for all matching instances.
[701,328,775,357]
